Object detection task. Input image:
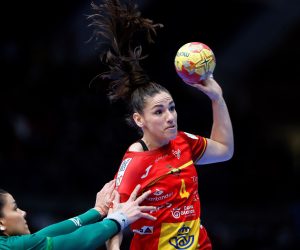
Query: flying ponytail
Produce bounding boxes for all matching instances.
[87,0,163,102]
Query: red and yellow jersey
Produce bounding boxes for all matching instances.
[115,131,211,250]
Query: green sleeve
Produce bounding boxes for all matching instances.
[36,208,101,237]
[0,219,118,250]
[50,219,119,250]
[0,234,48,250]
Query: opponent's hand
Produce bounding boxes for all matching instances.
[110,184,157,224]
[94,179,116,216]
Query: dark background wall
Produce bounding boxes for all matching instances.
[1,0,300,249]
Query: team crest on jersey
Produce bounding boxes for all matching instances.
[172,148,181,159]
[184,132,198,140]
[116,158,132,187]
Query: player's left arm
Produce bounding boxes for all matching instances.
[195,77,234,164]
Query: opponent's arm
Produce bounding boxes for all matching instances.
[0,218,116,250]
[50,214,120,250]
[9,218,118,250]
[37,180,115,237]
[36,208,102,237]
[51,185,155,250]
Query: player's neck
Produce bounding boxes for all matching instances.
[142,136,169,151]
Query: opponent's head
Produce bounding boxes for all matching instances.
[0,189,30,236]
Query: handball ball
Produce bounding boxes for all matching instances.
[174,42,216,84]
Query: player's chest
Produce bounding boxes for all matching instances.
[140,153,197,188]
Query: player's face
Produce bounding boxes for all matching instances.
[0,193,30,236]
[141,91,178,145]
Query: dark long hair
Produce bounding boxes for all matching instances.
[87,0,170,128]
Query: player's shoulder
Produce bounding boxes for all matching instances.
[128,141,144,152]
[179,131,199,140]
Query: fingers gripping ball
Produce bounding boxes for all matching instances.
[174,42,216,84]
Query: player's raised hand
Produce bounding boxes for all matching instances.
[191,75,223,101]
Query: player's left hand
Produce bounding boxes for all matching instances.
[188,75,223,101]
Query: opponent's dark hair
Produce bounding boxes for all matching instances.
[0,189,8,235]
[0,189,8,218]
[87,0,170,129]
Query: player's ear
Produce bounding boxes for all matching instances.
[133,112,143,128]
[0,220,6,231]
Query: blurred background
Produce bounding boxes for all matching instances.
[1,0,300,249]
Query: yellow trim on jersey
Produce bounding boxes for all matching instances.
[195,137,207,163]
[143,160,194,191]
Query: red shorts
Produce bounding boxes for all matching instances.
[198,225,212,250]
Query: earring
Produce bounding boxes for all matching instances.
[0,226,4,231]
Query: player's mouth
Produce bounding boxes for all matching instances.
[165,125,177,132]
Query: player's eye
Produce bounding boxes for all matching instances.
[154,109,162,115]
[169,105,176,112]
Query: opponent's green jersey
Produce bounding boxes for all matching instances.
[0,209,118,250]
